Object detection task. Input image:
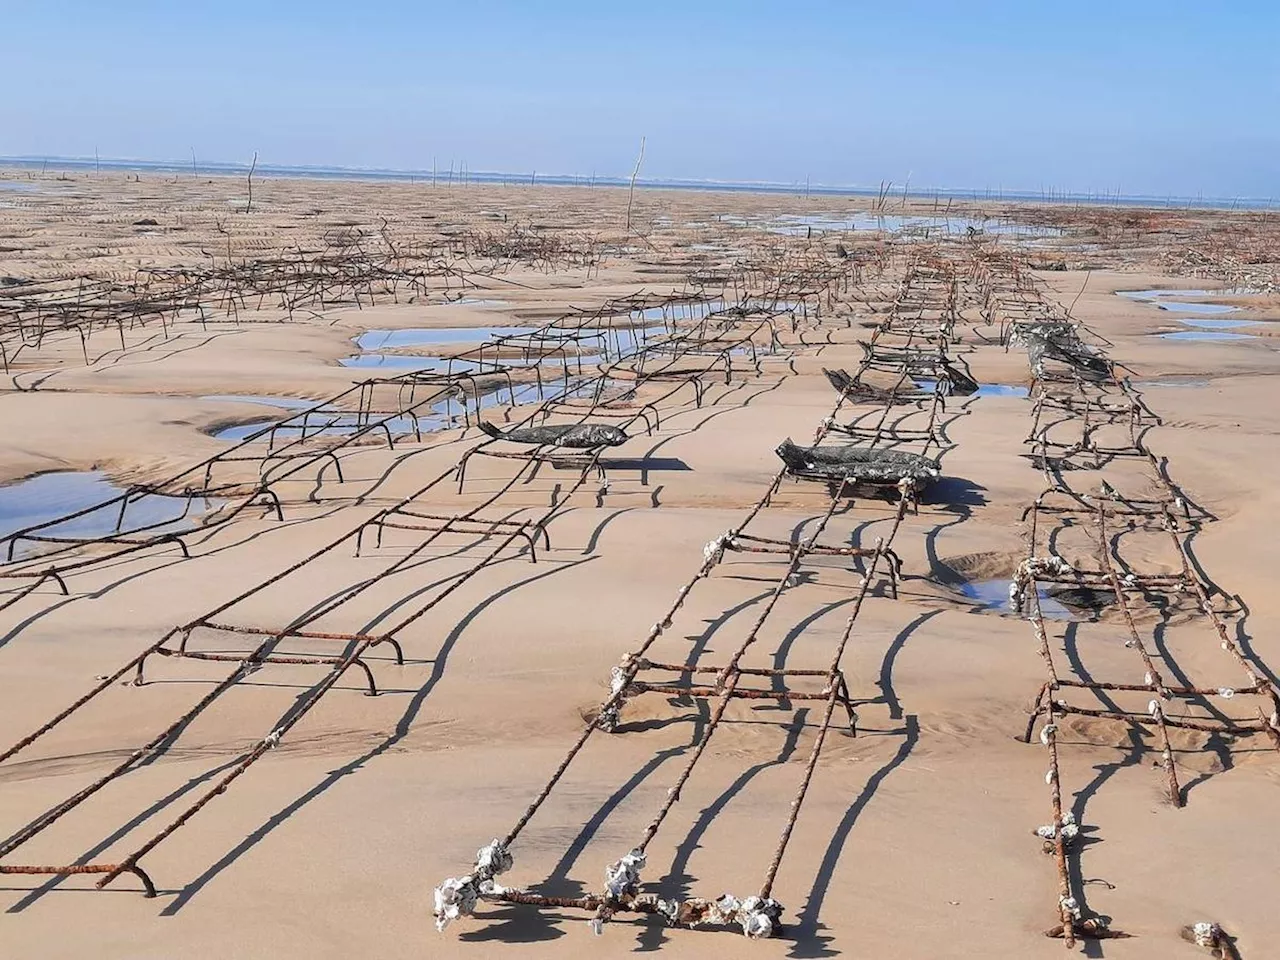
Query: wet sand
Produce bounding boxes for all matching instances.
[0,170,1277,958]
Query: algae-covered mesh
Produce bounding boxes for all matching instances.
[479,421,628,448]
[774,438,941,485]
[823,362,977,397]
[1012,323,1111,380]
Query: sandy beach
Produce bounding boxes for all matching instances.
[0,169,1277,959]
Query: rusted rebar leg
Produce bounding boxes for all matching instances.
[256,488,284,520]
[374,635,405,665]
[456,450,476,493]
[158,533,191,559]
[343,658,379,696]
[1019,683,1051,743]
[128,864,158,897]
[176,625,196,654]
[835,675,858,735]
[883,549,901,599]
[133,652,152,686]
[519,526,539,563]
[531,521,551,553]
[311,452,345,499]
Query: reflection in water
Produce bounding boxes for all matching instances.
[1117,288,1257,316]
[212,379,632,442]
[1159,331,1256,341]
[1131,378,1211,389]
[765,213,1061,237]
[1177,318,1261,329]
[1157,302,1238,315]
[353,327,538,350]
[958,579,1077,620]
[1,471,219,560]
[915,380,1031,398]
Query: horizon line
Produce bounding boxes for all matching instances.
[2,153,1275,212]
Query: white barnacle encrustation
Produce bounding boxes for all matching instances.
[1039,723,1058,745]
[603,848,646,900]
[1047,556,1074,576]
[433,877,477,933]
[654,898,681,926]
[433,839,514,932]
[1012,556,1075,612]
[262,729,283,749]
[707,894,784,939]
[474,839,513,878]
[738,896,784,939]
[1192,921,1220,948]
[703,532,737,567]
[1217,687,1236,700]
[1035,811,1079,842]
[1059,895,1082,920]
[596,656,637,731]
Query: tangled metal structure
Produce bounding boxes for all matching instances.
[981,260,1275,951]
[0,255,849,901]
[0,222,617,377]
[0,291,779,610]
[3,221,1270,955]
[432,261,974,939]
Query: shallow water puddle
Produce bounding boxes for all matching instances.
[1157,302,1239,315]
[1131,377,1211,389]
[339,354,487,371]
[1158,331,1256,341]
[0,471,219,557]
[1119,289,1221,300]
[1178,318,1262,329]
[213,378,625,442]
[767,213,1061,238]
[341,299,790,372]
[214,411,429,443]
[915,380,1030,398]
[974,383,1031,397]
[1118,288,1257,317]
[958,579,1077,620]
[353,327,538,350]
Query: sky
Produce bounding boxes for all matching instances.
[3,0,1278,197]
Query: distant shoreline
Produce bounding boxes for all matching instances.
[1,155,1274,212]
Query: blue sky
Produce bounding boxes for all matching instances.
[3,1,1277,196]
